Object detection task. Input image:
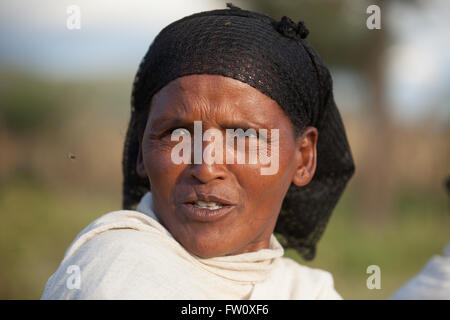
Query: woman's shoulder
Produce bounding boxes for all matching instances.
[41,210,197,299]
[62,209,172,259]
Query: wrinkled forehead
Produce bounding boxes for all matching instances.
[147,74,292,130]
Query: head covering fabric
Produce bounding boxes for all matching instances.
[122,3,355,260]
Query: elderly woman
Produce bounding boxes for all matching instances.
[42,4,355,299]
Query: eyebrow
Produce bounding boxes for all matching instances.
[149,114,268,134]
[149,115,189,133]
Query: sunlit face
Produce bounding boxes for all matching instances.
[137,74,318,258]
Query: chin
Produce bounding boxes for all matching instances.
[181,233,237,259]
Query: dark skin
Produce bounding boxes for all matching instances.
[137,74,318,259]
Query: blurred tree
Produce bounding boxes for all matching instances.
[0,71,65,184]
[0,72,62,135]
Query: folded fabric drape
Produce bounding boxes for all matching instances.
[41,191,341,299]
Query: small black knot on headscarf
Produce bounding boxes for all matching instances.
[226,3,242,11]
[276,16,309,40]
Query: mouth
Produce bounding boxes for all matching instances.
[190,200,226,210]
[180,194,237,222]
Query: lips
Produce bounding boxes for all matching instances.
[181,193,236,206]
[192,200,224,210]
[178,192,238,222]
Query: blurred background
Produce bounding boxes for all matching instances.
[0,0,448,299]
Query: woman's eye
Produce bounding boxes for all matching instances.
[177,128,190,135]
[235,129,258,139]
[167,127,190,137]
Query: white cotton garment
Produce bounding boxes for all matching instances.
[41,192,342,300]
[390,242,450,300]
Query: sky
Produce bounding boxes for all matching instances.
[386,0,450,123]
[0,0,449,124]
[0,0,229,77]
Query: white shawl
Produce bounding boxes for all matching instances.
[41,192,342,300]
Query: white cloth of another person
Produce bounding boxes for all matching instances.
[391,242,450,300]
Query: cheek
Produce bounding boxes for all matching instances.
[142,141,183,192]
[236,137,296,208]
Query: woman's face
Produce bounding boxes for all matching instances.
[137,74,317,258]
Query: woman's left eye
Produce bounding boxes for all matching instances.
[164,127,189,137]
[235,129,258,139]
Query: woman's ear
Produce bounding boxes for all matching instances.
[292,126,318,187]
[136,144,147,178]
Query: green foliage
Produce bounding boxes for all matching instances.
[0,179,119,299]
[0,73,63,134]
[1,89,58,133]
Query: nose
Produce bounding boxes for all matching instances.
[189,140,227,184]
[190,162,227,184]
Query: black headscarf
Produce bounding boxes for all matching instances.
[122,3,355,260]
